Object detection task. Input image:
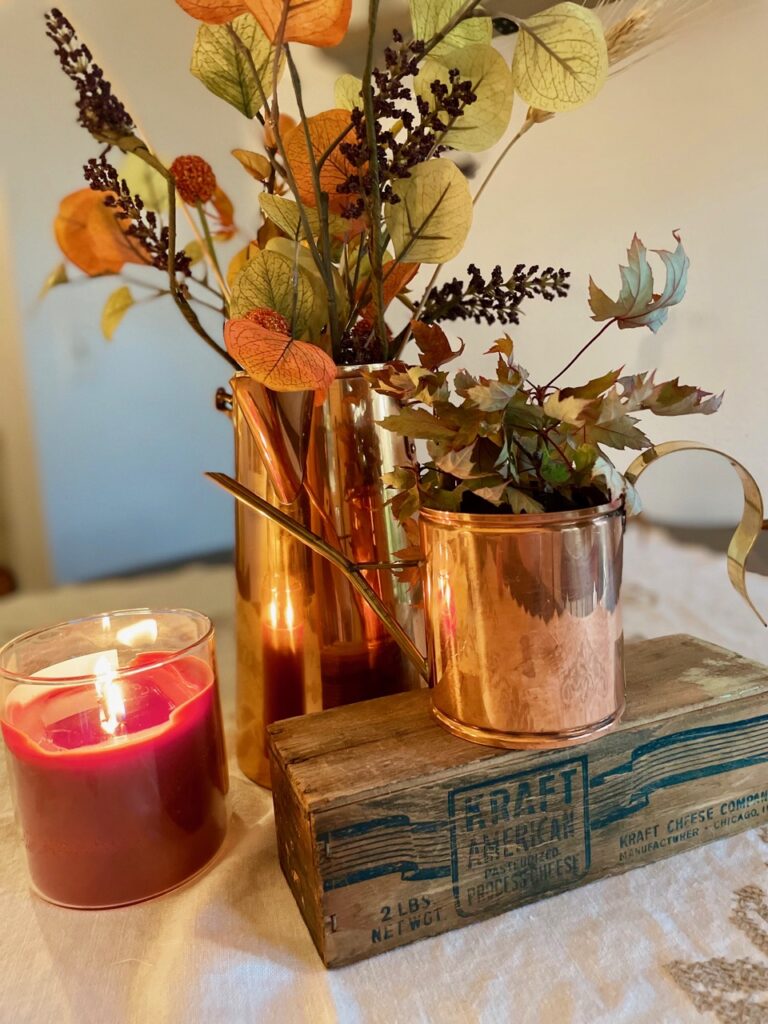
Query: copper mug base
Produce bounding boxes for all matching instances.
[431,702,625,750]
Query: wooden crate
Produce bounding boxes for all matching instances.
[269,635,768,968]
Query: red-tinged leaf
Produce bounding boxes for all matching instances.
[283,109,358,214]
[381,261,419,306]
[210,186,236,239]
[225,310,337,392]
[245,0,351,47]
[357,261,420,317]
[410,320,465,371]
[175,0,248,24]
[620,372,723,416]
[54,189,148,276]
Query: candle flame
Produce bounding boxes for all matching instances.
[94,655,126,736]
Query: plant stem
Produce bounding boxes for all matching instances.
[361,0,387,355]
[162,174,238,369]
[541,428,575,473]
[284,45,341,350]
[96,131,235,366]
[545,319,617,389]
[472,116,535,207]
[195,200,227,304]
[403,114,541,356]
[396,293,418,313]
[225,24,332,314]
[126,117,230,301]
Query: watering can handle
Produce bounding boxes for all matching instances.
[625,442,767,627]
[205,472,431,681]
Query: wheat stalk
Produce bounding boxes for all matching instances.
[592,0,728,72]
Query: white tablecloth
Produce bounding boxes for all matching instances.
[1,525,768,1024]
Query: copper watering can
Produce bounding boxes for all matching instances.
[216,373,424,783]
[208,441,766,750]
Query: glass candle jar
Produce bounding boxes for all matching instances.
[0,608,229,908]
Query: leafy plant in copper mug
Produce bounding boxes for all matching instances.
[373,230,722,520]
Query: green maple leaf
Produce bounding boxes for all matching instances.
[540,449,572,485]
[429,442,482,480]
[559,368,623,400]
[378,407,455,442]
[583,416,649,450]
[466,379,519,411]
[589,231,689,333]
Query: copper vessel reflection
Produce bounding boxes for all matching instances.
[229,369,423,786]
[420,500,625,748]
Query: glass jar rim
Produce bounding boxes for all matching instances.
[0,607,214,686]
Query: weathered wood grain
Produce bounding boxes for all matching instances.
[269,636,768,967]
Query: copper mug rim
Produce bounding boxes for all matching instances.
[419,497,625,531]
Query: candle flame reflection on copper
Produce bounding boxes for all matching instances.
[267,586,296,632]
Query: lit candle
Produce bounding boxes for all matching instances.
[0,610,228,908]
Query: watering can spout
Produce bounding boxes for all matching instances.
[206,472,430,682]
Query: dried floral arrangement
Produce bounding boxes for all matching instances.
[44,0,720,514]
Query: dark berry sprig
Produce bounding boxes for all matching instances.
[337,315,390,365]
[335,31,478,217]
[421,264,572,326]
[83,156,191,276]
[45,9,135,145]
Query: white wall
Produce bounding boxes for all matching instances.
[444,1,768,526]
[0,198,51,588]
[0,1,766,584]
[0,0,254,582]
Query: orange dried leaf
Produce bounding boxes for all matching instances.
[283,109,358,214]
[210,186,236,240]
[257,217,283,248]
[264,113,296,150]
[225,311,337,392]
[175,0,248,24]
[245,0,351,47]
[231,148,272,182]
[358,260,420,316]
[382,261,420,306]
[226,241,259,288]
[410,320,465,371]
[54,189,148,277]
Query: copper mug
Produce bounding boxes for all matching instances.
[420,500,625,748]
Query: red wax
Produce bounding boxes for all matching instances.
[1,653,228,908]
